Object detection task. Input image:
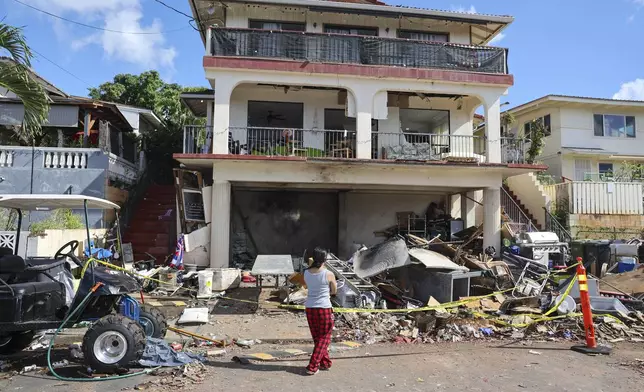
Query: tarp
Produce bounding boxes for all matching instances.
[139,338,205,367]
[352,238,410,279]
[408,248,469,272]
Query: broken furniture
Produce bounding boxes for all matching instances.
[330,139,354,158]
[512,257,551,298]
[251,254,295,289]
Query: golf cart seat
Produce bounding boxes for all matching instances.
[0,254,67,323]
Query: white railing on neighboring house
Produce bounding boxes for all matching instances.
[544,181,643,215]
[108,153,139,184]
[0,148,15,167]
[43,148,96,169]
[0,146,139,184]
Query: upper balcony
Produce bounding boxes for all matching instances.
[183,125,529,165]
[208,27,509,76]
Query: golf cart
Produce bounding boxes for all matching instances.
[0,195,166,372]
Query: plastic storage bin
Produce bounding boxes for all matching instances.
[211,268,241,291]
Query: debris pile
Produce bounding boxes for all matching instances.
[128,363,210,391]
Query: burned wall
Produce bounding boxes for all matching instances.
[231,189,339,267]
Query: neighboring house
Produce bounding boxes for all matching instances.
[507,95,644,182]
[0,62,163,227]
[175,0,543,268]
[502,95,644,240]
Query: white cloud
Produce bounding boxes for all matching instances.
[613,79,644,100]
[489,32,506,45]
[451,5,477,14]
[633,0,644,6]
[23,0,176,72]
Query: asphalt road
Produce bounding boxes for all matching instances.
[1,341,642,392]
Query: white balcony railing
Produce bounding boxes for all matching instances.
[0,146,139,184]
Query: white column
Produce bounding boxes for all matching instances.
[213,79,235,154]
[460,191,478,228]
[483,187,501,255]
[204,100,214,154]
[484,97,501,164]
[205,27,212,55]
[210,180,231,268]
[356,111,372,159]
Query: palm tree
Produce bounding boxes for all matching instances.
[0,22,50,140]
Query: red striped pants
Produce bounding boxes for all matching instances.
[305,307,334,372]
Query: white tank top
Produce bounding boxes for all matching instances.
[304,269,332,309]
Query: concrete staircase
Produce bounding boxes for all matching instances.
[123,184,176,263]
[501,185,542,231]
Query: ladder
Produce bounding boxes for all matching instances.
[325,254,379,307]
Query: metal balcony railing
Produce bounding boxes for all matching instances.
[229,127,358,158]
[500,137,529,164]
[210,28,509,74]
[376,132,486,161]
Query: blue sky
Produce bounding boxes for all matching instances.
[2,0,644,108]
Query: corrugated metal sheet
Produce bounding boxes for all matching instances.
[0,103,78,127]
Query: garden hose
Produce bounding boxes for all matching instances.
[47,282,159,382]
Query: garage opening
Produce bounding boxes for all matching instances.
[231,188,339,266]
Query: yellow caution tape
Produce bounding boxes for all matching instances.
[85,257,594,323]
[279,287,517,314]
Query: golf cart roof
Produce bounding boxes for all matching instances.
[0,195,120,210]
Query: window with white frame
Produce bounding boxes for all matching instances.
[523,114,551,140]
[593,114,636,138]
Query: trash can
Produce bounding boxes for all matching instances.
[570,241,586,264]
[582,241,611,276]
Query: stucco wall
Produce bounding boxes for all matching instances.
[340,191,443,257]
[512,107,562,177]
[506,173,550,228]
[559,107,644,156]
[224,4,472,44]
[0,148,109,227]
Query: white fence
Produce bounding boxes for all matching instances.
[544,181,643,215]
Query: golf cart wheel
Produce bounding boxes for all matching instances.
[82,314,146,373]
[139,305,168,338]
[0,331,34,355]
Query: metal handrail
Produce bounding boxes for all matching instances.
[543,206,572,243]
[501,187,538,232]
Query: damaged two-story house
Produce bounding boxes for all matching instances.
[175,0,545,268]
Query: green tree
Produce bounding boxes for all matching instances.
[88,71,205,183]
[0,22,50,142]
[524,119,546,164]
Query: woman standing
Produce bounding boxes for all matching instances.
[303,247,337,375]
